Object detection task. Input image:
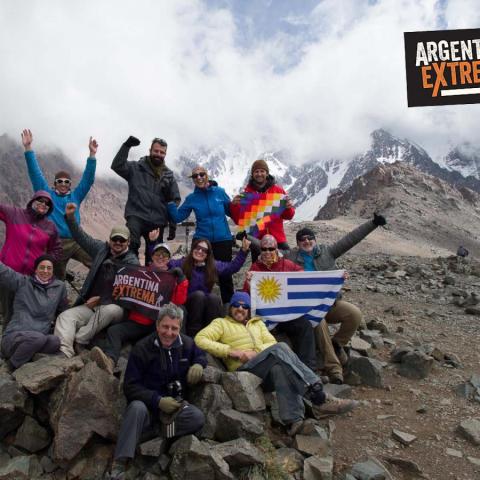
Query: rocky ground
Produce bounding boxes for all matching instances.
[1,217,480,479]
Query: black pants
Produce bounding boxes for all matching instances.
[103,320,155,363]
[126,216,165,265]
[274,316,317,371]
[185,291,223,337]
[211,240,234,303]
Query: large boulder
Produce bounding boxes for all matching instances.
[0,374,27,439]
[397,351,434,379]
[221,371,266,412]
[215,409,265,442]
[212,438,265,469]
[346,356,384,388]
[13,416,51,453]
[48,361,125,462]
[12,356,84,394]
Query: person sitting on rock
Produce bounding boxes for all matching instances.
[230,159,295,262]
[89,242,189,374]
[109,303,206,479]
[195,292,358,436]
[0,190,62,326]
[0,255,68,369]
[22,129,97,279]
[243,234,317,371]
[286,212,387,384]
[54,203,139,358]
[168,236,251,337]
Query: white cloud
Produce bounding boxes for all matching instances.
[0,0,478,174]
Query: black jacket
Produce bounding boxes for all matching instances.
[111,144,181,225]
[65,215,139,305]
[123,332,207,412]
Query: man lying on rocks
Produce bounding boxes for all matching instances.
[109,303,206,480]
[195,291,359,436]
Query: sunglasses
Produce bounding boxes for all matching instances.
[35,198,51,206]
[111,236,128,243]
[261,247,276,252]
[231,301,250,310]
[191,172,206,179]
[299,235,315,242]
[152,137,168,147]
[153,250,170,258]
[194,245,209,254]
[55,178,71,185]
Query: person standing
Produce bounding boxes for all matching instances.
[111,136,180,264]
[22,129,97,279]
[167,165,234,303]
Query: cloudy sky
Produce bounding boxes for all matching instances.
[1,0,479,174]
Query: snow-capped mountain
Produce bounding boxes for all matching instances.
[170,129,480,222]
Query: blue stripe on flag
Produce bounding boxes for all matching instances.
[256,304,331,316]
[287,291,339,300]
[287,277,343,285]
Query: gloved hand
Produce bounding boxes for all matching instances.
[170,267,186,283]
[124,136,140,148]
[187,364,204,384]
[373,212,387,226]
[158,396,181,414]
[167,225,176,241]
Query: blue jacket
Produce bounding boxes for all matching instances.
[168,185,232,243]
[123,332,207,413]
[24,150,96,238]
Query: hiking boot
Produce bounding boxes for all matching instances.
[332,340,349,366]
[90,346,114,374]
[328,373,344,385]
[287,420,304,436]
[311,393,359,419]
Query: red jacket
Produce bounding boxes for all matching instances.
[0,191,62,275]
[230,180,295,244]
[243,257,303,292]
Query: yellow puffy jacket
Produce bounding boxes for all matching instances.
[194,315,277,372]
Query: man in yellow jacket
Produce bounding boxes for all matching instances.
[195,292,358,435]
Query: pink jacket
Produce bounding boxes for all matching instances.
[0,191,62,275]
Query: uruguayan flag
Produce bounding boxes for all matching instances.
[251,270,345,328]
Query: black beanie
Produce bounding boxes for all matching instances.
[296,227,316,242]
[34,254,56,271]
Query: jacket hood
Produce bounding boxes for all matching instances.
[28,190,54,216]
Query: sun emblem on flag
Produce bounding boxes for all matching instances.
[256,276,281,303]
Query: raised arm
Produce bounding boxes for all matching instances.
[167,198,192,224]
[111,136,140,180]
[329,213,386,259]
[22,129,50,193]
[0,261,25,292]
[215,238,250,276]
[73,137,97,202]
[64,203,104,257]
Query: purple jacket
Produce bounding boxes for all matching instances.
[0,191,62,275]
[169,249,247,295]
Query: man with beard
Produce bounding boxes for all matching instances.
[111,137,180,264]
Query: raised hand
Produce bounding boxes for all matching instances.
[124,136,140,148]
[241,237,251,252]
[232,193,244,205]
[65,203,77,216]
[373,212,387,226]
[149,228,160,242]
[21,129,33,151]
[89,137,98,157]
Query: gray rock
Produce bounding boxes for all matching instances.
[189,384,232,439]
[454,382,476,399]
[350,457,392,479]
[444,352,463,368]
[221,371,266,412]
[0,374,27,439]
[323,383,352,399]
[360,330,384,349]
[465,306,480,315]
[12,356,84,394]
[294,435,331,457]
[215,409,264,442]
[39,456,57,474]
[14,416,51,453]
[470,373,480,389]
[350,337,372,355]
[201,366,222,384]
[383,456,422,474]
[212,438,264,468]
[139,437,168,456]
[298,420,330,439]
[390,346,413,363]
[457,419,480,446]
[48,361,125,461]
[0,455,42,480]
[397,351,434,379]
[66,443,112,480]
[275,448,304,474]
[391,429,417,446]
[303,455,333,480]
[346,356,384,388]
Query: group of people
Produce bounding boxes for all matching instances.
[0,131,387,479]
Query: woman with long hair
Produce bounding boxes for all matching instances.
[168,236,250,337]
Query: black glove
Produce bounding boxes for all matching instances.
[124,136,140,148]
[170,267,186,283]
[167,224,176,241]
[373,212,387,226]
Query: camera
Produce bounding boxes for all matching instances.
[167,380,183,401]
